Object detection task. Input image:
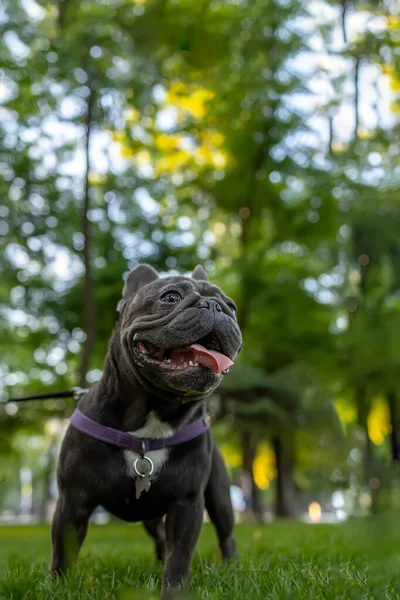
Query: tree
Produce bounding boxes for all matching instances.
[1,0,400,521]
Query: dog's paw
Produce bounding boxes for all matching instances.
[161,579,197,600]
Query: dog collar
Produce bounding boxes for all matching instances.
[70,408,211,454]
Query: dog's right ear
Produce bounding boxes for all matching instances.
[191,265,209,281]
[117,264,159,312]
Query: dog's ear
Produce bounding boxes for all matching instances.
[117,264,159,312]
[191,265,209,282]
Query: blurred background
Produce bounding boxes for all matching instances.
[1,0,400,527]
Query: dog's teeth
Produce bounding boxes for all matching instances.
[189,360,193,366]
[194,362,199,366]
[166,358,171,363]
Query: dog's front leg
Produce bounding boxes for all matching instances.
[162,494,204,598]
[51,492,94,574]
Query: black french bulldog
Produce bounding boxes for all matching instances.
[51,264,242,597]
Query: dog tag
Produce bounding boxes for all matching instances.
[134,455,154,500]
[135,473,151,499]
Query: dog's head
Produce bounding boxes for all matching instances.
[117,264,242,400]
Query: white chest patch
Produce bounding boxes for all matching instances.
[124,411,174,479]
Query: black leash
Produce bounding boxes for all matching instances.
[8,387,88,403]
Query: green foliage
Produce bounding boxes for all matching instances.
[1,0,400,503]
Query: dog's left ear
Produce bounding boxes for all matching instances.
[191,265,209,281]
[117,264,159,312]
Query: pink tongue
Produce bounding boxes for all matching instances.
[189,344,233,374]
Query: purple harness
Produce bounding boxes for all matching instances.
[70,408,212,454]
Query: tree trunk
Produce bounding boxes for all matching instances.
[273,435,296,518]
[237,140,266,331]
[354,56,360,139]
[355,383,373,483]
[78,86,97,388]
[388,390,399,463]
[241,431,264,522]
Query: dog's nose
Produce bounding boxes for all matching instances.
[197,298,210,309]
[196,299,222,312]
[211,300,222,312]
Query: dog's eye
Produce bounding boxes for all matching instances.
[161,291,181,304]
[227,303,236,313]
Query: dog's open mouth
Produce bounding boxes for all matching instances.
[137,333,233,374]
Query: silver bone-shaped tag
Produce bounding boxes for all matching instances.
[134,455,154,500]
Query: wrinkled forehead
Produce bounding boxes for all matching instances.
[141,276,225,298]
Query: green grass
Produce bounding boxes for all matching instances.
[0,517,400,599]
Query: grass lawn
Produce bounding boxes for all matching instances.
[0,517,399,599]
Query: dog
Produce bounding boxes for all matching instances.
[51,264,242,597]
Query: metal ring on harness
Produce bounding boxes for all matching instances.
[133,456,154,478]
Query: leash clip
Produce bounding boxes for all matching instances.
[72,387,86,401]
